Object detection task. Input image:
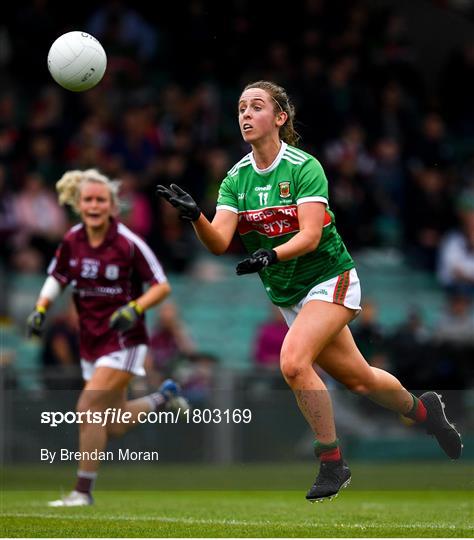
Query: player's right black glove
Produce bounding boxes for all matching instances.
[109,301,143,332]
[26,306,47,338]
[156,183,201,222]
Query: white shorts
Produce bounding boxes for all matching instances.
[279,268,361,327]
[81,345,148,381]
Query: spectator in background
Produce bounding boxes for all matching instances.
[432,291,474,393]
[389,307,431,389]
[86,0,158,64]
[370,11,423,100]
[107,105,160,174]
[405,167,454,271]
[439,41,474,136]
[0,165,18,262]
[28,134,62,187]
[64,114,111,171]
[27,86,64,134]
[8,0,59,88]
[41,300,82,390]
[393,306,430,347]
[9,246,44,275]
[330,154,378,248]
[371,137,405,246]
[408,112,454,172]
[433,291,474,347]
[318,55,362,139]
[118,171,153,241]
[0,91,21,169]
[438,191,474,296]
[324,122,374,178]
[352,300,389,371]
[13,171,67,268]
[146,302,195,386]
[152,195,197,273]
[174,352,218,406]
[192,83,222,146]
[156,83,188,149]
[201,147,231,217]
[253,306,288,372]
[371,81,418,150]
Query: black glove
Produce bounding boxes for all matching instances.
[109,301,143,332]
[156,183,201,222]
[26,306,47,338]
[236,248,278,275]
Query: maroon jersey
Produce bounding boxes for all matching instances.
[48,218,167,362]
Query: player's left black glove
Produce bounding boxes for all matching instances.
[236,248,278,275]
[109,301,143,332]
[156,183,201,222]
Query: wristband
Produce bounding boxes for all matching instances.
[38,275,62,302]
[130,301,144,315]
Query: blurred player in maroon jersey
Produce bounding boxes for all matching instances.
[26,169,189,507]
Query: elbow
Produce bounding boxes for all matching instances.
[306,235,321,253]
[209,243,228,256]
[210,248,226,256]
[161,281,172,297]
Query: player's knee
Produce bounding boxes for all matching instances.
[76,398,90,416]
[107,423,127,438]
[280,354,306,384]
[76,391,109,417]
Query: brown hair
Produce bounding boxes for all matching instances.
[242,80,300,147]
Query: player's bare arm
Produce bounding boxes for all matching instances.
[273,202,325,262]
[135,281,171,312]
[192,209,238,255]
[156,183,238,255]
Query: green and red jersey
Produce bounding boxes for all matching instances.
[217,142,354,307]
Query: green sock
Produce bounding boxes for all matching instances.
[313,439,339,455]
[406,393,419,418]
[405,393,427,422]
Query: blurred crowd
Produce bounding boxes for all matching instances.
[1,0,473,396]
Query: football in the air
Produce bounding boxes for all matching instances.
[47,31,107,92]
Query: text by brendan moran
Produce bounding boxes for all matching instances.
[40,448,159,463]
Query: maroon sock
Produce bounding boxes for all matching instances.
[74,471,97,494]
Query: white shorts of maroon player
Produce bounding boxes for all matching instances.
[279,268,362,327]
[80,345,147,381]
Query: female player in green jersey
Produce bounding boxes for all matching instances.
[157,81,462,502]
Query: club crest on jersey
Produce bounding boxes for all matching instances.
[279,181,291,198]
[105,264,119,280]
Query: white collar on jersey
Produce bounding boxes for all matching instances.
[249,141,287,175]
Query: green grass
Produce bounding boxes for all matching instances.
[2,490,472,537]
[2,462,472,490]
[1,463,473,537]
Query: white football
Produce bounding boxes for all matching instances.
[47,31,107,92]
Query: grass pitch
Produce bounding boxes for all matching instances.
[1,463,473,537]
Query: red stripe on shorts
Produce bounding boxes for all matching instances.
[333,270,350,305]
